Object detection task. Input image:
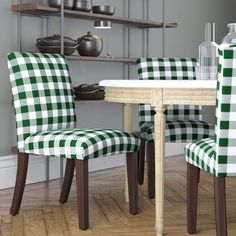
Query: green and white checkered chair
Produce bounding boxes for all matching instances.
[136,58,215,198]
[7,52,140,230]
[185,45,236,236]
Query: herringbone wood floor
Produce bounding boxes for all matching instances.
[1,155,236,236]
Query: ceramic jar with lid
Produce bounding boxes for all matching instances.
[77,31,103,57]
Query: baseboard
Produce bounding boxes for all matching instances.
[0,154,125,190]
[165,143,186,157]
[0,142,185,190]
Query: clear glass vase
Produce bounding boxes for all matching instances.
[222,23,236,44]
[197,22,218,80]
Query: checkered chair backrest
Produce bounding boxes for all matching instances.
[136,58,202,126]
[215,45,236,175]
[7,52,76,152]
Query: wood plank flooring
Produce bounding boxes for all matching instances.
[1,155,236,235]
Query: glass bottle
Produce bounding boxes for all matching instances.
[222,23,236,44]
[198,22,218,79]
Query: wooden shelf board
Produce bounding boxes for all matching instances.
[74,99,108,104]
[66,55,136,63]
[12,3,58,15]
[12,3,177,29]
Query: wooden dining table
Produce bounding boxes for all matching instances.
[99,79,217,236]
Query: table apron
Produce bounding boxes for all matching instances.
[104,87,217,106]
[104,87,159,104]
[163,88,217,106]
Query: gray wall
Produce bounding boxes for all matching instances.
[0,0,234,155]
[165,0,234,123]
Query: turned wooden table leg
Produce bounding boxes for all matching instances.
[154,104,166,236]
[124,103,133,203]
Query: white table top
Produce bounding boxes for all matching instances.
[99,80,217,89]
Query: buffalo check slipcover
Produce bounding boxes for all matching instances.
[7,52,140,160]
[136,58,214,142]
[185,44,236,177]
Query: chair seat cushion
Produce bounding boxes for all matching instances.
[24,128,140,160]
[139,120,215,142]
[185,138,217,175]
[185,137,236,177]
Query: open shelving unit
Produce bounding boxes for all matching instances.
[12,2,177,64]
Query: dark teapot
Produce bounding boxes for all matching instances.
[77,31,103,57]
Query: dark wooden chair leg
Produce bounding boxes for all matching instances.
[59,159,75,204]
[214,176,227,236]
[187,163,199,234]
[127,152,139,215]
[10,152,29,216]
[76,160,89,230]
[197,167,200,183]
[147,142,155,199]
[138,139,146,185]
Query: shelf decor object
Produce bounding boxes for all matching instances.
[73,83,105,100]
[92,5,115,15]
[73,0,92,12]
[77,31,103,57]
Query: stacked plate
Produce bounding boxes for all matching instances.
[73,0,92,12]
[73,84,105,100]
[36,34,79,56]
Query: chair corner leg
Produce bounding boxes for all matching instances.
[76,159,89,230]
[138,138,146,185]
[59,159,75,204]
[214,176,228,236]
[10,152,29,216]
[127,152,139,215]
[187,163,199,234]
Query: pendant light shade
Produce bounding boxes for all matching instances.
[94,21,112,29]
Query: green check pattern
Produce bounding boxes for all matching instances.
[140,120,214,142]
[185,138,216,174]
[7,52,76,152]
[136,58,214,143]
[7,52,140,159]
[24,128,139,160]
[185,44,236,177]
